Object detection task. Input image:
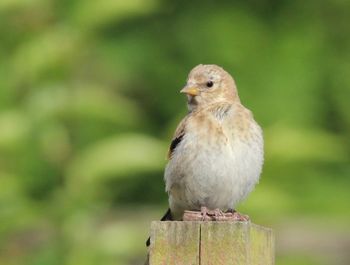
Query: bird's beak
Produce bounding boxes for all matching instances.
[180,86,199,96]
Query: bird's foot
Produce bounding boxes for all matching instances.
[226,208,250,221]
[183,208,250,221]
[183,207,219,221]
[201,207,226,220]
[200,206,209,221]
[211,208,227,221]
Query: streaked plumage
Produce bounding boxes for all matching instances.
[165,64,264,220]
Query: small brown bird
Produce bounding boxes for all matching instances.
[146,64,263,246]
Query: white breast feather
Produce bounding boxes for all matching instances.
[164,108,263,220]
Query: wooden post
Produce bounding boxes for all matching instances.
[148,221,274,265]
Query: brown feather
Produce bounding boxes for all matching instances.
[167,116,188,159]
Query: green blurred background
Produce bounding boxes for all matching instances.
[1,0,350,264]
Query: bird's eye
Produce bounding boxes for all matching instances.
[206,81,214,88]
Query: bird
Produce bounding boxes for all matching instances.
[146,64,263,246]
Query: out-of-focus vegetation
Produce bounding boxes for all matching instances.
[0,1,350,265]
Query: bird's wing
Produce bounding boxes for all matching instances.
[167,116,188,159]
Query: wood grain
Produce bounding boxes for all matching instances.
[149,221,200,265]
[149,221,274,265]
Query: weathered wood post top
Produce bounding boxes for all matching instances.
[149,221,274,265]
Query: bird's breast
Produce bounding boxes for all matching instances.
[164,115,263,218]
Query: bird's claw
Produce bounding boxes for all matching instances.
[200,206,209,221]
[227,209,250,221]
[183,208,250,222]
[213,208,224,217]
[201,207,226,220]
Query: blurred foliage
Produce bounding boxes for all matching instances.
[0,0,350,265]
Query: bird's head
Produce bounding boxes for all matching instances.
[181,64,239,111]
